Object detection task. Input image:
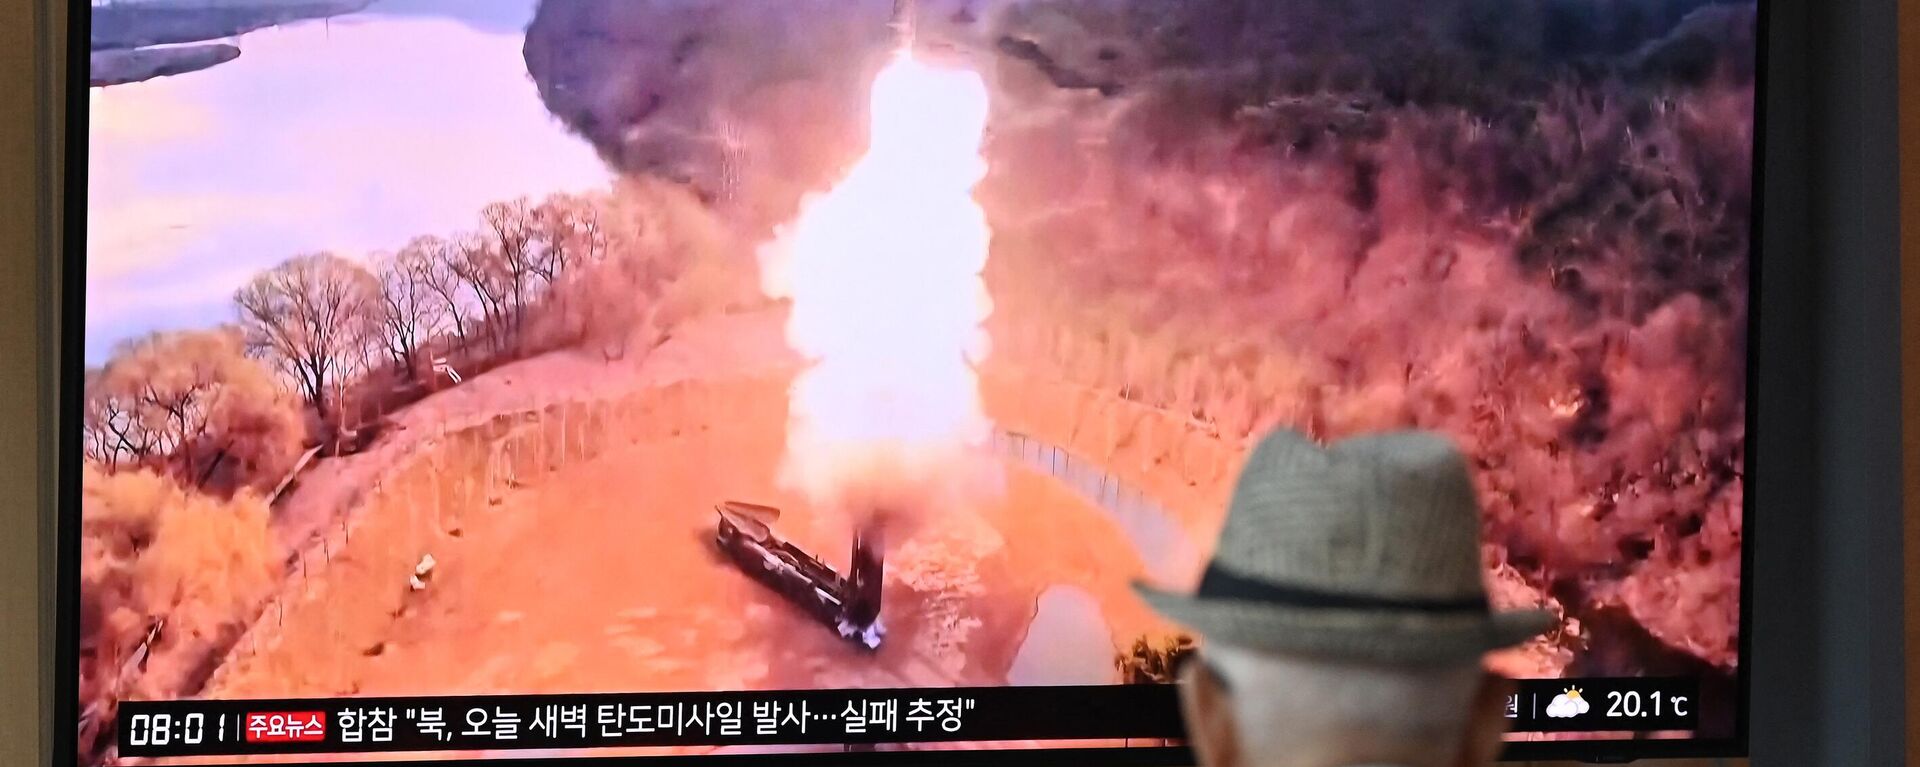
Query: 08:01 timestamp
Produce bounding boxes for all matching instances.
[125,711,231,746]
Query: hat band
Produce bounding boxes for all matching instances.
[1197,564,1489,614]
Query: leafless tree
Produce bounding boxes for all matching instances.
[374,247,450,381]
[450,232,513,352]
[529,193,609,288]
[233,252,379,425]
[81,327,306,492]
[479,198,539,340]
[403,235,473,347]
[82,367,152,470]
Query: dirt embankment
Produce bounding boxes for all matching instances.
[984,370,1240,547]
[980,361,1572,680]
[204,370,1194,702]
[208,377,780,698]
[164,360,1187,764]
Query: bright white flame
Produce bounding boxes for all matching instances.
[759,52,995,508]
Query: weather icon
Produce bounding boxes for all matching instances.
[1546,687,1591,719]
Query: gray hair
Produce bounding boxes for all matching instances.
[1203,642,1485,766]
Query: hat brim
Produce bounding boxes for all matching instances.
[1135,584,1554,666]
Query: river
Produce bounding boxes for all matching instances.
[84,0,608,363]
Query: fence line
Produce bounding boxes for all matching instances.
[211,371,1227,689]
[991,429,1201,587]
[210,380,743,690]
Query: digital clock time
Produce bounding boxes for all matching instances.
[126,711,231,747]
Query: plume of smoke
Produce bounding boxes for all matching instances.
[526,0,902,238]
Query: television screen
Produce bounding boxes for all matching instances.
[64,0,1758,763]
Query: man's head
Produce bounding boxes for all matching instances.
[1136,429,1550,767]
[1174,643,1514,767]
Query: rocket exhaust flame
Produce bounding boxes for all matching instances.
[758,50,996,525]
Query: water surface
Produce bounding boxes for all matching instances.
[1007,585,1116,687]
[86,1,606,363]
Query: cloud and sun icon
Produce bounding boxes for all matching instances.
[1545,686,1592,719]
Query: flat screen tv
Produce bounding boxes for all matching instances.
[58,0,1760,763]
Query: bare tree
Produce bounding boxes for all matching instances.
[404,235,473,347]
[529,193,609,288]
[479,198,539,341]
[450,231,513,352]
[82,367,153,471]
[80,369,117,467]
[374,247,450,381]
[233,252,379,425]
[81,327,307,492]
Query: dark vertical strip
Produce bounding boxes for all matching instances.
[1809,0,1905,762]
[1903,0,1920,757]
[54,2,90,767]
[1748,0,1820,763]
[1899,0,1920,761]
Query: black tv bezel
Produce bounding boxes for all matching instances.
[49,0,1762,763]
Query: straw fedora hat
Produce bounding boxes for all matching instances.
[1137,429,1552,665]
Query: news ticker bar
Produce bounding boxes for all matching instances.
[117,678,1698,758]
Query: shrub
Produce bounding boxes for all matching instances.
[76,466,280,757]
[1117,633,1198,684]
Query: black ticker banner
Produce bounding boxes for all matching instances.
[118,685,1182,758]
[118,678,1699,758]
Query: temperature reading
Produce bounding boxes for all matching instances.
[1667,692,1690,717]
[1607,691,1643,717]
[1605,690,1690,718]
